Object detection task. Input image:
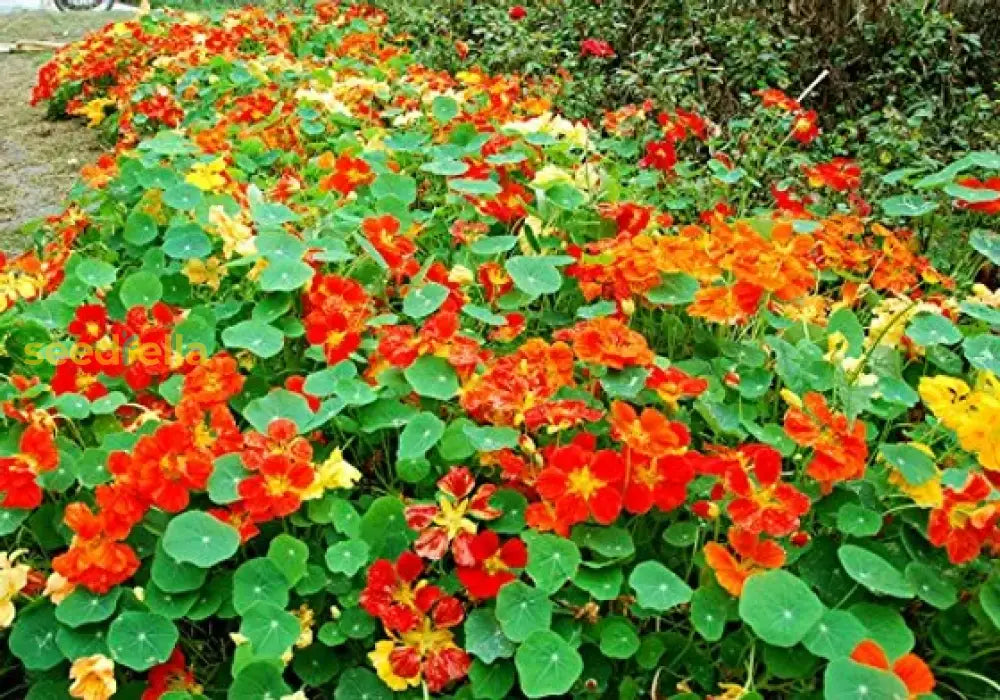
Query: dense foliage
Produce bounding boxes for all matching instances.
[1,2,1000,699]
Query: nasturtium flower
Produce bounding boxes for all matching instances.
[783,392,868,491]
[405,467,499,560]
[302,449,362,499]
[722,444,810,537]
[850,640,935,699]
[703,527,786,596]
[927,472,1000,564]
[556,317,654,370]
[69,654,116,700]
[0,424,59,509]
[0,550,30,629]
[455,531,526,599]
[142,647,199,700]
[185,157,228,191]
[609,400,690,458]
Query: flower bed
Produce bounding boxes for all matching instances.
[2,3,1000,698]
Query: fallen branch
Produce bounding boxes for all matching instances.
[0,39,66,54]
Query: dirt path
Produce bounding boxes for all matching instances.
[0,10,133,252]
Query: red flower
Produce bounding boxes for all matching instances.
[52,502,140,594]
[639,138,677,173]
[953,176,1000,215]
[51,360,108,401]
[622,451,696,515]
[850,640,935,699]
[790,110,819,145]
[645,366,708,411]
[528,433,625,534]
[318,153,374,196]
[927,472,1000,564]
[142,647,198,700]
[508,5,527,20]
[181,353,244,406]
[361,552,443,633]
[556,316,654,370]
[580,38,615,58]
[238,451,315,522]
[523,399,604,433]
[802,157,861,192]
[0,424,59,509]
[722,444,810,537]
[305,308,362,364]
[67,303,108,343]
[209,501,260,543]
[456,531,527,598]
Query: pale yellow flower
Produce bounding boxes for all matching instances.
[75,98,117,128]
[208,205,256,259]
[183,257,224,290]
[294,604,314,649]
[43,572,75,605]
[69,654,116,700]
[0,550,30,629]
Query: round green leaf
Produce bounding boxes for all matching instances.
[836,504,883,537]
[515,630,583,698]
[964,335,1000,375]
[906,313,962,346]
[108,611,178,671]
[398,411,445,460]
[690,584,731,642]
[9,604,64,670]
[233,558,290,614]
[838,545,913,598]
[599,619,640,659]
[495,582,552,643]
[525,532,581,594]
[506,256,562,296]
[802,610,868,660]
[823,658,908,700]
[325,539,370,577]
[229,660,292,700]
[119,270,164,308]
[574,567,623,601]
[905,562,957,610]
[629,561,692,612]
[469,658,516,700]
[76,257,117,287]
[404,355,459,400]
[335,668,391,700]
[222,320,284,359]
[403,283,449,318]
[738,570,824,647]
[162,511,240,568]
[267,534,309,585]
[465,608,516,664]
[124,211,159,245]
[54,587,121,628]
[239,602,300,657]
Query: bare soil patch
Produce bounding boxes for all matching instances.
[0,11,132,251]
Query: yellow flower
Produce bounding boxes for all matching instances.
[186,158,228,192]
[447,265,474,286]
[69,654,116,700]
[531,164,573,189]
[294,604,314,649]
[302,449,361,500]
[918,375,971,431]
[75,98,116,128]
[183,257,224,290]
[0,550,30,629]
[955,392,1000,470]
[887,443,943,508]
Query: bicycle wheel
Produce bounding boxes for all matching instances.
[53,0,115,10]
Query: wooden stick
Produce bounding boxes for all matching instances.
[797,69,830,103]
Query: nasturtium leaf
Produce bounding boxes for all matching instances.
[335,668,391,700]
[233,558,290,614]
[164,182,203,210]
[970,229,1000,265]
[838,545,913,598]
[222,320,284,358]
[469,659,516,700]
[599,619,640,659]
[978,577,1000,630]
[490,489,528,533]
[144,584,199,620]
[403,282,449,318]
[645,272,699,305]
[246,391,315,435]
[906,312,962,346]
[600,367,648,399]
[822,658,909,700]
[946,182,1000,202]
[108,612,178,671]
[495,582,552,642]
[0,508,29,536]
[663,521,701,547]
[690,584,731,642]
[463,304,507,326]
[849,603,914,659]
[515,630,583,698]
[239,602,300,657]
[574,567,623,601]
[836,504,882,537]
[963,334,1000,375]
[9,604,64,670]
[961,300,1000,327]
[432,95,460,122]
[207,454,248,505]
[338,607,376,639]
[880,444,935,486]
[629,561,692,612]
[738,570,824,647]
[450,177,502,196]
[359,496,413,559]
[124,211,158,245]
[162,224,212,259]
[267,534,309,585]
[571,525,635,559]
[292,643,340,686]
[404,355,459,399]
[469,235,517,256]
[76,257,117,287]
[802,610,868,660]
[464,608,516,664]
[905,562,957,610]
[464,425,520,452]
[398,411,445,460]
[258,259,314,292]
[55,587,121,628]
[371,172,417,204]
[53,393,90,420]
[56,624,108,659]
[420,159,469,176]
[162,511,240,568]
[543,183,586,210]
[325,539,370,577]
[230,660,292,700]
[119,270,163,308]
[877,377,919,406]
[506,256,563,296]
[880,194,937,217]
[525,532,581,593]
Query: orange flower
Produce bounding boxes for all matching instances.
[645,366,708,411]
[688,281,764,324]
[318,153,374,196]
[783,392,868,491]
[556,317,653,370]
[0,424,59,509]
[69,654,116,700]
[609,401,690,458]
[927,472,1000,564]
[850,640,935,699]
[181,353,244,406]
[703,528,785,596]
